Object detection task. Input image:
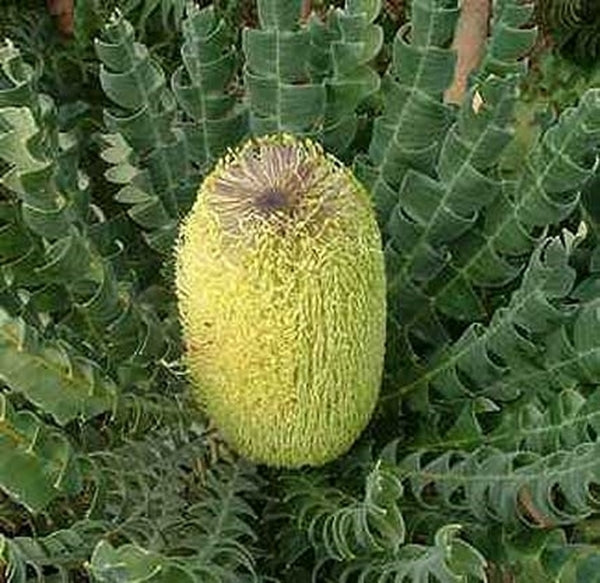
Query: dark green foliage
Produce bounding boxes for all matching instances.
[2,429,259,582]
[242,0,327,138]
[0,394,81,513]
[96,16,196,252]
[307,0,383,154]
[354,0,458,226]
[480,0,537,78]
[538,0,600,65]
[0,0,600,581]
[390,234,578,407]
[277,466,487,581]
[172,4,247,170]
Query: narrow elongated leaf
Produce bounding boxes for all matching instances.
[0,309,117,425]
[308,0,383,154]
[383,440,600,527]
[356,0,459,226]
[96,15,195,253]
[0,395,81,512]
[172,4,247,171]
[339,524,487,582]
[385,74,521,341]
[243,0,326,137]
[89,541,196,583]
[480,0,537,77]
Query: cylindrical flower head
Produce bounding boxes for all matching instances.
[175,134,386,467]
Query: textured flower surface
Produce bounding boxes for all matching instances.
[175,134,386,467]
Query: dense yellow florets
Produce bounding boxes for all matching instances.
[175,134,386,467]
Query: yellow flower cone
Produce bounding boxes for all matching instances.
[175,135,386,467]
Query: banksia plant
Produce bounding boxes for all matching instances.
[176,135,386,467]
[3,0,600,581]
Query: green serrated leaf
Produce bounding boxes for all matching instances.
[0,395,81,512]
[0,310,117,425]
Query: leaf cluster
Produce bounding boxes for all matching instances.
[537,0,600,65]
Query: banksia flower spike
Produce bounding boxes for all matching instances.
[176,134,386,467]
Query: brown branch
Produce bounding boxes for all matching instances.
[47,0,74,37]
[301,0,312,21]
[444,0,491,105]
